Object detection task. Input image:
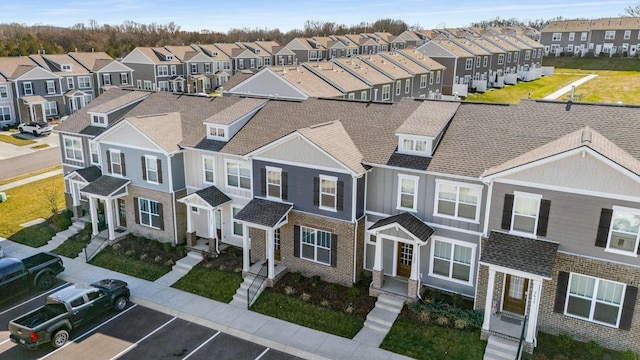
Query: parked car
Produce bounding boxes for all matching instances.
[9,279,130,349]
[18,122,52,136]
[0,252,64,294]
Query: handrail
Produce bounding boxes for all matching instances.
[246,261,268,309]
[516,315,528,360]
[85,234,109,262]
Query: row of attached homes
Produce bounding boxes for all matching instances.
[56,87,640,354]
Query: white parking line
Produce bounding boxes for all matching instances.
[109,316,177,360]
[255,348,270,359]
[39,304,138,360]
[181,331,221,360]
[0,338,11,346]
[0,283,70,316]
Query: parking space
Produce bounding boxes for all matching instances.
[0,284,303,360]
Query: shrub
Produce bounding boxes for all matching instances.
[139,254,148,261]
[435,316,450,326]
[154,255,162,263]
[586,340,603,357]
[418,310,431,322]
[164,259,174,266]
[320,299,330,307]
[112,243,122,251]
[454,318,469,330]
[347,286,360,298]
[290,272,302,282]
[621,350,639,360]
[556,333,575,356]
[300,293,311,301]
[284,286,295,295]
[163,242,173,252]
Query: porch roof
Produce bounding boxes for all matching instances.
[80,175,129,197]
[480,231,558,278]
[73,166,102,183]
[235,198,292,228]
[195,185,231,207]
[368,212,434,243]
[22,95,47,105]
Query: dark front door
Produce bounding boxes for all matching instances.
[396,242,413,278]
[118,199,126,227]
[503,274,528,315]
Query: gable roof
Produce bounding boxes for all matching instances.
[202,98,267,125]
[68,52,117,71]
[124,112,183,153]
[480,231,558,278]
[301,61,370,92]
[369,212,435,243]
[297,120,366,174]
[396,101,459,137]
[333,57,392,86]
[0,56,39,79]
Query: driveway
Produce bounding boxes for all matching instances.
[0,129,60,161]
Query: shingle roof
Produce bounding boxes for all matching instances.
[126,112,183,153]
[385,153,432,170]
[203,98,267,125]
[234,198,293,228]
[68,52,116,71]
[396,50,446,71]
[542,17,640,32]
[396,100,459,137]
[195,185,231,207]
[361,54,412,80]
[427,39,476,58]
[90,91,149,113]
[369,212,435,242]
[271,66,343,98]
[0,56,39,79]
[220,71,252,90]
[74,166,102,182]
[333,58,392,85]
[302,61,370,92]
[480,231,558,278]
[80,175,129,197]
[298,120,366,174]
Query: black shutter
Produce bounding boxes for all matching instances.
[313,177,319,206]
[141,156,147,180]
[120,153,126,176]
[336,181,344,211]
[282,172,288,201]
[106,151,112,173]
[620,286,638,330]
[595,208,613,248]
[330,234,337,267]
[501,194,514,230]
[537,199,551,237]
[133,197,139,224]
[293,225,300,258]
[554,271,570,314]
[157,202,164,230]
[260,168,266,197]
[157,159,163,184]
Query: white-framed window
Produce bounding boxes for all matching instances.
[606,206,640,255]
[44,101,57,116]
[203,156,215,184]
[157,65,169,76]
[0,85,8,99]
[507,52,512,62]
[207,125,225,140]
[405,79,410,94]
[300,226,332,265]
[419,74,427,88]
[397,174,418,211]
[204,63,211,73]
[497,54,504,65]
[67,77,74,89]
[78,76,91,88]
[465,58,473,70]
[567,45,574,52]
[60,64,72,71]
[624,30,631,40]
[309,50,317,60]
[102,74,111,86]
[552,33,562,41]
[395,80,401,96]
[232,206,243,236]
[238,59,245,69]
[23,82,33,95]
[430,238,475,285]
[120,73,129,85]
[514,52,518,62]
[429,73,434,85]
[143,81,152,91]
[223,62,230,70]
[568,32,575,41]
[348,93,355,99]
[138,198,161,229]
[476,56,481,67]
[0,106,12,121]
[158,81,170,92]
[266,167,282,200]
[226,160,251,190]
[170,65,177,75]
[109,149,123,176]
[381,85,391,100]
[144,155,158,183]
[525,50,531,60]
[92,114,106,126]
[511,191,542,235]
[401,136,429,155]
[137,80,142,89]
[436,71,440,84]
[581,32,588,41]
[565,273,625,327]
[483,56,488,67]
[434,180,482,222]
[264,58,271,66]
[605,31,615,40]
[319,175,337,211]
[89,141,99,165]
[190,63,198,73]
[63,136,83,162]
[361,91,367,100]
[250,59,255,68]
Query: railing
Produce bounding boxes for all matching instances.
[516,315,528,360]
[85,234,109,262]
[246,261,268,309]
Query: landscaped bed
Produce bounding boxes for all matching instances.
[52,224,92,258]
[522,332,634,360]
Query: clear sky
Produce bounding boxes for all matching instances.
[1,0,634,32]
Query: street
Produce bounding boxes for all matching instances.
[0,147,61,181]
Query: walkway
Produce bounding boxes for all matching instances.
[0,168,63,192]
[543,74,598,100]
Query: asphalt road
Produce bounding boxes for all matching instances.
[0,147,60,181]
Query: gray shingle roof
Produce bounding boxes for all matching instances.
[74,166,102,183]
[480,231,558,278]
[385,153,432,170]
[369,212,435,242]
[195,186,231,207]
[80,176,129,197]
[235,198,293,228]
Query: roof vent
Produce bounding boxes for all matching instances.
[581,128,592,145]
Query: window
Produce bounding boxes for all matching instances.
[158,65,169,76]
[607,207,640,254]
[143,81,152,91]
[144,155,159,183]
[567,45,574,52]
[581,32,588,41]
[90,141,99,165]
[395,80,401,96]
[348,93,355,99]
[511,192,542,234]
[361,91,367,100]
[319,175,337,211]
[405,79,410,94]
[63,136,83,161]
[158,81,170,92]
[92,114,106,126]
[507,52,512,62]
[120,73,129,85]
[250,59,255,68]
[566,273,625,327]
[401,137,428,154]
[44,101,57,116]
[238,59,245,69]
[310,50,317,60]
[226,161,251,190]
[203,156,215,184]
[465,59,473,70]
[23,82,33,95]
[434,180,481,222]
[208,126,225,140]
[381,85,391,100]
[624,30,631,40]
[513,52,518,62]
[397,174,418,211]
[102,74,111,86]
[204,63,211,73]
[232,206,243,236]
[525,50,531,60]
[476,56,481,67]
[266,167,281,199]
[483,56,488,67]
[419,74,427,88]
[60,64,72,72]
[552,33,562,41]
[430,238,474,284]
[0,106,11,121]
[300,226,332,265]
[138,198,161,229]
[568,32,575,41]
[67,77,74,89]
[0,85,7,98]
[191,63,198,73]
[429,73,434,85]
[109,149,123,176]
[498,54,504,65]
[170,65,176,75]
[223,62,230,70]
[605,31,615,40]
[264,58,270,66]
[436,71,440,84]
[137,80,142,89]
[78,76,91,88]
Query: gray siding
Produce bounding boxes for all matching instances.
[366,166,429,217]
[171,152,185,191]
[100,144,171,193]
[356,175,365,219]
[125,63,156,88]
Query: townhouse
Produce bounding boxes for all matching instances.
[196,44,233,86]
[121,47,187,92]
[164,46,217,94]
[416,37,476,97]
[68,51,134,96]
[380,50,444,99]
[329,35,361,57]
[302,60,372,100]
[281,38,326,63]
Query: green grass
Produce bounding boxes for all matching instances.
[543,56,640,71]
[381,315,486,360]
[523,332,632,360]
[172,266,242,303]
[8,225,55,247]
[554,70,640,105]
[0,134,36,146]
[250,291,364,338]
[465,73,585,103]
[0,165,61,186]
[89,247,171,281]
[52,239,86,258]
[31,144,50,150]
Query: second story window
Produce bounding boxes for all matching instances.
[381,85,391,101]
[318,175,337,211]
[120,73,129,85]
[63,136,83,162]
[568,32,575,41]
[436,71,440,84]
[465,59,473,70]
[158,65,168,76]
[204,63,211,73]
[266,167,282,200]
[525,50,531,60]
[405,79,410,94]
[67,78,74,89]
[624,30,631,40]
[78,76,91,89]
[498,54,504,65]
[395,80,401,96]
[102,74,111,86]
[397,174,418,212]
[92,114,106,126]
[191,63,198,73]
[89,141,99,165]
[239,59,245,69]
[514,52,519,62]
[483,56,488,67]
[170,65,177,75]
[596,207,640,255]
[476,56,481,67]
[0,85,7,98]
[142,155,161,184]
[23,82,33,96]
[507,53,512,63]
[501,192,551,237]
[552,33,562,41]
[108,149,126,176]
[420,75,427,88]
[401,137,428,155]
[434,180,481,222]
[226,160,251,190]
[208,126,225,140]
[581,32,588,41]
[203,157,215,184]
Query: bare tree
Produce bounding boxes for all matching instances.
[45,186,62,215]
[623,3,640,17]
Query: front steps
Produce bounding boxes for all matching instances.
[484,335,520,360]
[230,274,267,308]
[41,220,85,252]
[353,293,404,347]
[154,251,204,286]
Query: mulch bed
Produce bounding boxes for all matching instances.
[111,234,187,265]
[197,246,243,272]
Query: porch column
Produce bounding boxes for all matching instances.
[186,206,192,233]
[89,196,99,236]
[266,229,275,280]
[482,268,497,331]
[40,104,46,120]
[106,198,115,240]
[373,235,383,271]
[242,224,250,272]
[409,243,419,280]
[526,279,542,345]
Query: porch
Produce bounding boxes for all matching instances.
[79,175,130,242]
[178,185,231,254]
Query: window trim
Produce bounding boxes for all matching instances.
[44,101,57,116]
[399,135,430,156]
[433,179,482,223]
[23,82,33,95]
[266,166,282,200]
[564,272,626,328]
[109,149,123,177]
[429,237,476,286]
[419,74,427,88]
[319,174,338,212]
[225,159,251,191]
[157,65,169,76]
[144,155,159,184]
[605,205,640,257]
[67,77,74,90]
[465,58,473,70]
[300,226,332,266]
[89,141,100,165]
[510,191,542,237]
[397,174,419,212]
[63,135,83,162]
[232,205,243,237]
[206,124,227,141]
[0,106,11,121]
[202,156,215,185]
[138,197,161,229]
[120,73,129,85]
[78,76,91,89]
[381,84,391,101]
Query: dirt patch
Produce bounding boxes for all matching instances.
[111,234,188,265]
[197,246,243,272]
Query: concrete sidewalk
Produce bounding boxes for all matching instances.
[0,168,63,192]
[543,74,598,100]
[0,238,412,360]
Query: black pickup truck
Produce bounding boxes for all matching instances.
[0,252,64,294]
[9,279,130,349]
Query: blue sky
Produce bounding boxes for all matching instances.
[1,0,634,32]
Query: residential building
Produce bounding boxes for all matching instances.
[332,57,395,102]
[282,38,326,63]
[389,50,446,98]
[164,46,216,93]
[302,60,372,100]
[416,37,476,96]
[68,51,135,96]
[196,44,233,86]
[121,47,186,93]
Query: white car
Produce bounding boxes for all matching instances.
[18,122,52,136]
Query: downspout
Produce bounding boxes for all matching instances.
[215,208,221,254]
[352,174,359,284]
[474,178,493,310]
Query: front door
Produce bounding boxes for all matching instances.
[117,199,126,227]
[396,242,413,278]
[503,274,528,315]
[274,228,281,261]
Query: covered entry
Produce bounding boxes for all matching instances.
[178,185,231,252]
[80,175,130,241]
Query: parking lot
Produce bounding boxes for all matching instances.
[0,282,301,360]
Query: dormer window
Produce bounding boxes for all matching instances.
[61,64,72,71]
[90,113,107,127]
[166,55,174,61]
[255,49,260,54]
[212,52,218,56]
[398,135,431,156]
[206,124,228,141]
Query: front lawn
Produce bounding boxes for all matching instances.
[8,210,72,247]
[172,266,242,303]
[0,134,36,146]
[53,225,92,258]
[465,73,585,103]
[523,332,635,360]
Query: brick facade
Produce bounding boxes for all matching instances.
[124,186,178,244]
[475,264,506,313]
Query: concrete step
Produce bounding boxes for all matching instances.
[363,320,389,333]
[71,221,86,230]
[483,335,519,360]
[187,251,204,261]
[365,307,399,328]
[375,294,404,313]
[489,335,519,352]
